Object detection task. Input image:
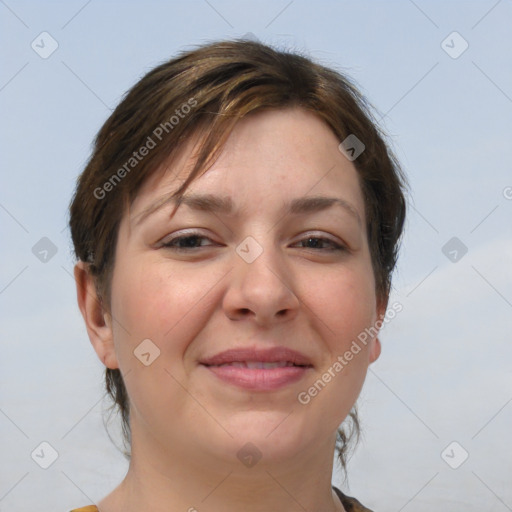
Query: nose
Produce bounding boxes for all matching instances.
[222,238,300,326]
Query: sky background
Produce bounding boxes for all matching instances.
[1,1,511,511]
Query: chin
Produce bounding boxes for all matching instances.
[213,411,315,465]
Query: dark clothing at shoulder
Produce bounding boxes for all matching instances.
[71,489,374,512]
[333,486,375,512]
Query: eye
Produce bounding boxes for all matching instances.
[160,232,217,251]
[293,235,346,252]
[159,232,346,252]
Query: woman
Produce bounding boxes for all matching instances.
[68,39,406,512]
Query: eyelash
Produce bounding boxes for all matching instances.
[160,232,346,252]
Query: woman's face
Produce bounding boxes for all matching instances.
[105,108,382,467]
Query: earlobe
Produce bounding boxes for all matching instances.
[74,261,119,370]
[369,336,381,364]
[369,298,386,364]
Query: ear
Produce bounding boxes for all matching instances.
[74,261,119,369]
[369,297,386,364]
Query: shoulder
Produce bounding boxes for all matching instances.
[332,486,375,512]
[71,493,370,512]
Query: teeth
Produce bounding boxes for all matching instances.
[219,361,295,369]
[246,361,285,369]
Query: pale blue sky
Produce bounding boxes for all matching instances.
[1,1,511,510]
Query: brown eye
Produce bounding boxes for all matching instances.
[161,233,215,250]
[295,236,346,252]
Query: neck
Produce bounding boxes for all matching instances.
[98,425,346,512]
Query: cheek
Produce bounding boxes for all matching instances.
[296,270,376,431]
[108,259,223,424]
[110,258,223,360]
[303,263,378,346]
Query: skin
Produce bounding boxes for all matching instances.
[75,108,384,512]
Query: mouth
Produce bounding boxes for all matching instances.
[199,347,313,391]
[199,346,313,367]
[205,361,309,369]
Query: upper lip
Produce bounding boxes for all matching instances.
[200,347,313,367]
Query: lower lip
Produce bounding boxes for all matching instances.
[201,364,311,391]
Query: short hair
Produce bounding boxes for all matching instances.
[68,39,407,476]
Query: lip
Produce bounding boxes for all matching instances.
[202,365,311,390]
[199,347,313,391]
[199,347,313,367]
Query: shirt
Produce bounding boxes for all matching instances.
[70,487,374,511]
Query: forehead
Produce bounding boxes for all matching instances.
[127,108,365,224]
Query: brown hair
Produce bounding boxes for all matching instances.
[69,39,406,477]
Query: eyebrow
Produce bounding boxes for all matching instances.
[132,193,362,226]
